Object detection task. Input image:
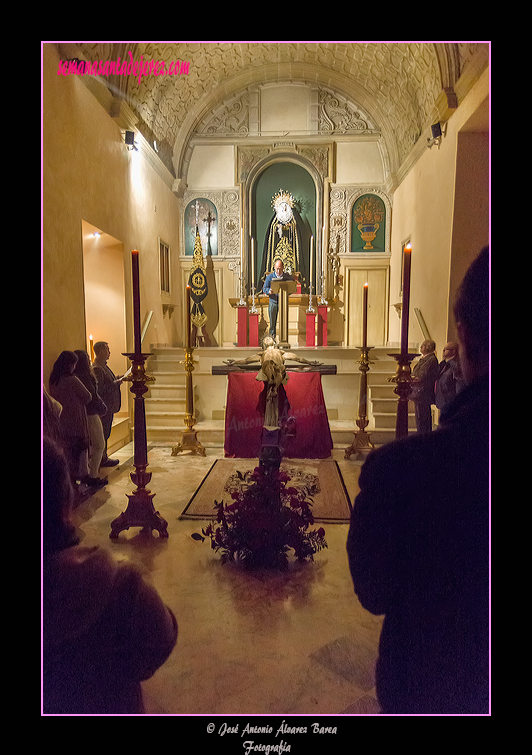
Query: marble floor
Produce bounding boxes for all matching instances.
[69,441,383,717]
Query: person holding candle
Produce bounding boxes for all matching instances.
[347,247,489,714]
[92,341,124,467]
[263,259,294,339]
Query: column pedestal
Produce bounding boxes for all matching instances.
[248,312,259,347]
[317,305,328,346]
[237,305,247,347]
[306,312,316,347]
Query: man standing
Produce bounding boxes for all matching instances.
[263,259,294,339]
[347,247,489,714]
[435,341,464,413]
[411,339,439,433]
[92,342,123,467]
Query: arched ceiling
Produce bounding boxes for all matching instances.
[59,42,489,183]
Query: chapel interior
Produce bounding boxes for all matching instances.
[42,42,490,715]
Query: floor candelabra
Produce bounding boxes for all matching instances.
[110,353,169,539]
[387,352,419,440]
[172,345,206,457]
[345,345,375,459]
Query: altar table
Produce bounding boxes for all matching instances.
[224,371,333,459]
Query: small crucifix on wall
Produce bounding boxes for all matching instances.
[203,209,216,256]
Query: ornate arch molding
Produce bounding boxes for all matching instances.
[427,43,461,130]
[171,68,396,191]
[241,147,329,279]
[433,42,461,99]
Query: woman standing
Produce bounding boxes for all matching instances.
[74,350,107,489]
[48,351,91,491]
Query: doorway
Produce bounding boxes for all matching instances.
[81,219,129,416]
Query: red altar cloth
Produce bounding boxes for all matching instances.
[224,371,333,459]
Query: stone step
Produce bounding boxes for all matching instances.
[371,397,415,414]
[145,419,417,447]
[368,383,398,398]
[373,411,416,429]
[146,410,187,427]
[147,371,186,386]
[144,346,423,447]
[146,420,225,446]
[145,397,187,412]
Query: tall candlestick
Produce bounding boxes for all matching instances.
[251,238,255,288]
[309,235,314,290]
[185,284,191,349]
[131,249,141,355]
[363,282,368,348]
[401,243,412,355]
[89,335,94,362]
[240,228,244,275]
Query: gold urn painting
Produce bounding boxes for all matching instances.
[352,194,385,252]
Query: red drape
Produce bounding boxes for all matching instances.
[224,371,333,458]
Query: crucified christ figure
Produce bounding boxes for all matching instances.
[224,336,322,429]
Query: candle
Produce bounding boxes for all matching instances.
[251,238,255,289]
[363,283,368,347]
[131,249,141,355]
[186,284,191,349]
[89,335,94,362]
[401,243,412,355]
[240,228,244,276]
[310,235,314,291]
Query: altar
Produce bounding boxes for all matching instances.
[212,367,335,459]
[229,295,329,348]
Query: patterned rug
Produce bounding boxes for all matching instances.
[180,458,353,523]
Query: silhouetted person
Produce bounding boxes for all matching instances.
[347,247,489,714]
[42,437,178,714]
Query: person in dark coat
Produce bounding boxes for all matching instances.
[347,247,489,714]
[435,341,464,413]
[411,339,439,433]
[92,341,123,467]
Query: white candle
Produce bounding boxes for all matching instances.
[322,225,326,294]
[251,238,255,288]
[310,236,314,290]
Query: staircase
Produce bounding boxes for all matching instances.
[144,346,418,449]
[144,350,187,442]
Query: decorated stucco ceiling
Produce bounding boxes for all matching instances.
[60,42,488,181]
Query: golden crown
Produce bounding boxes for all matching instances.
[271,189,294,210]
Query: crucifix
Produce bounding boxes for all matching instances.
[203,209,215,256]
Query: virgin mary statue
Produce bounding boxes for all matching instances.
[259,190,309,286]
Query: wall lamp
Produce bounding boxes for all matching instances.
[124,130,138,152]
[427,121,446,149]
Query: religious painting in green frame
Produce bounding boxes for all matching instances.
[184,198,218,256]
[351,193,386,253]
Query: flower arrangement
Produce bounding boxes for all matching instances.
[193,465,327,570]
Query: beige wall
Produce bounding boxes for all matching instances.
[388,68,489,355]
[42,43,181,387]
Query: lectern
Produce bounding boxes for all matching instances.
[270,279,297,347]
